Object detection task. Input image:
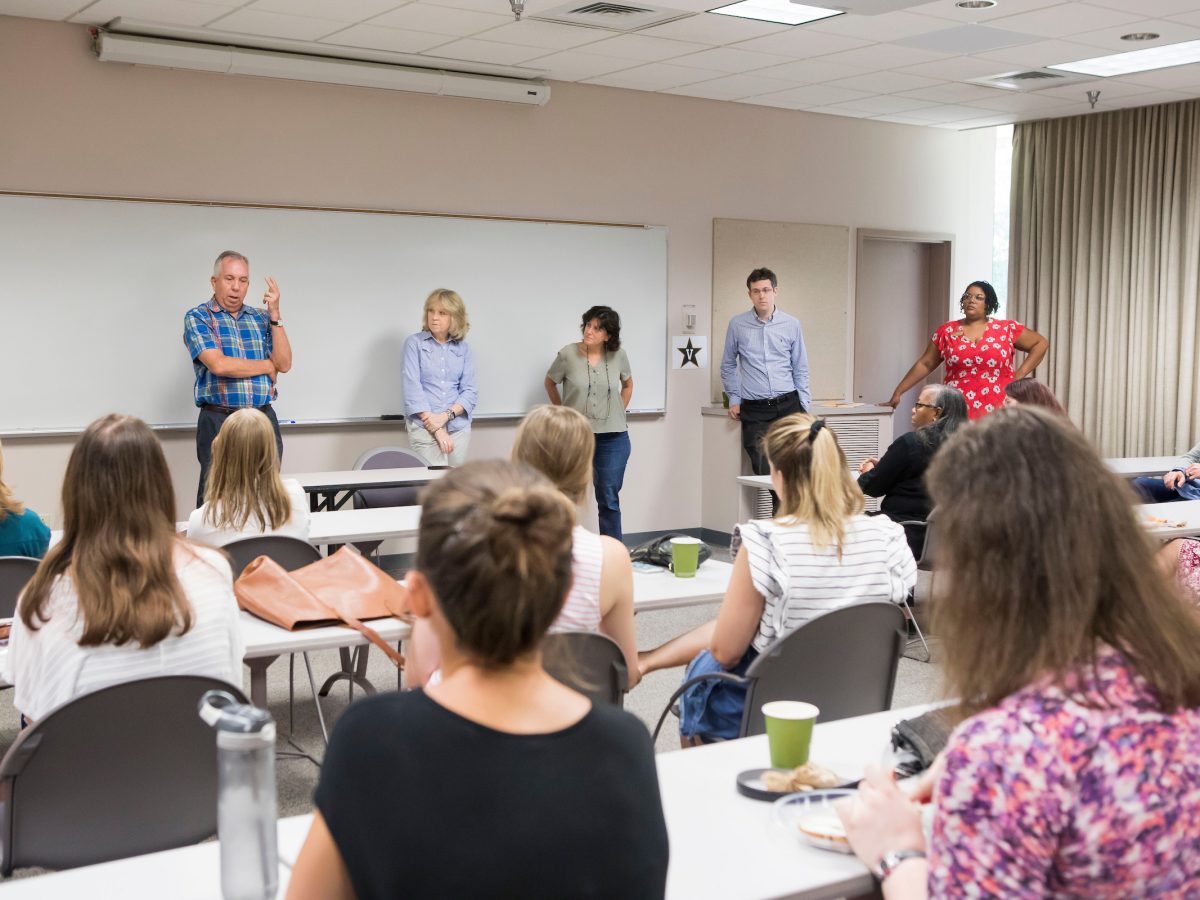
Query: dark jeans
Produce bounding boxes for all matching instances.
[593,431,631,542]
[1133,476,1183,503]
[196,404,283,507]
[739,391,804,476]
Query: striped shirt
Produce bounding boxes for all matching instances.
[550,526,604,634]
[183,298,275,408]
[4,544,245,721]
[734,515,916,654]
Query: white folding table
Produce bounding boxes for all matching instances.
[632,560,731,612]
[1106,456,1181,479]
[1138,500,1200,539]
[307,505,421,546]
[287,467,445,512]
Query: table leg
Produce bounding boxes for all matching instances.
[245,655,279,708]
[317,646,377,698]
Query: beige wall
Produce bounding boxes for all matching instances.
[0,15,995,533]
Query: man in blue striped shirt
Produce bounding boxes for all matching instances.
[720,267,811,475]
[183,250,293,505]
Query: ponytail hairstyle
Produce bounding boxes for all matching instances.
[202,409,292,532]
[512,405,594,504]
[763,413,863,555]
[416,460,576,668]
[20,414,193,647]
[0,438,25,521]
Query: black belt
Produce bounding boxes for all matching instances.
[201,403,272,415]
[741,391,799,409]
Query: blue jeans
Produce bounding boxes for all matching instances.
[1133,476,1184,503]
[593,431,630,541]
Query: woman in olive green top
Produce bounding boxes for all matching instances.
[544,306,633,541]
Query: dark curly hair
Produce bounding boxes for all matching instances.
[580,306,621,352]
[962,281,1000,315]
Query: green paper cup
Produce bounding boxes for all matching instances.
[670,537,702,578]
[763,701,819,768]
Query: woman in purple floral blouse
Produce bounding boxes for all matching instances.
[839,406,1200,898]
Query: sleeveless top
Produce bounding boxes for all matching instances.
[550,526,604,634]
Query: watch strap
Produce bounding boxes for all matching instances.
[876,849,926,882]
[270,319,282,326]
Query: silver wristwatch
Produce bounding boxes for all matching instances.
[876,849,925,881]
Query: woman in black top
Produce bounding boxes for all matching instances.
[287,460,669,900]
[858,384,967,558]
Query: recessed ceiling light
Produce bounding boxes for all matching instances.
[956,1,997,8]
[1049,39,1200,77]
[708,0,842,26]
[1121,32,1160,41]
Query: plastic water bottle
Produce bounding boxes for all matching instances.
[199,690,279,900]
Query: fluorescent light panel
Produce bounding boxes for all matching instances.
[708,0,842,26]
[1049,39,1200,77]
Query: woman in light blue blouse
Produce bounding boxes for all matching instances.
[402,289,478,467]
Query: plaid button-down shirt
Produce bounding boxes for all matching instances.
[183,298,275,408]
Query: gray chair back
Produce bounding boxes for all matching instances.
[738,602,906,736]
[223,535,321,577]
[543,632,628,707]
[0,675,248,874]
[0,557,39,619]
[352,446,428,511]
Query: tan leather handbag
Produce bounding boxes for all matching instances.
[234,547,410,668]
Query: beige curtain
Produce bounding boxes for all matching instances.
[1009,99,1200,455]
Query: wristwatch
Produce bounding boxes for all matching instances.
[270,319,283,327]
[876,849,925,882]
[446,409,457,421]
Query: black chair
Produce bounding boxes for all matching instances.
[898,512,938,662]
[223,536,332,752]
[0,675,247,875]
[0,557,39,620]
[652,602,906,742]
[543,632,628,707]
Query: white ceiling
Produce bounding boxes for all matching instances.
[7,0,1200,128]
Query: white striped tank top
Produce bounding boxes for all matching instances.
[550,525,604,634]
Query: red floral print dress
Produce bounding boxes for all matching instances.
[933,318,1025,420]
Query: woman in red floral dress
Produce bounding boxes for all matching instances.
[885,281,1049,420]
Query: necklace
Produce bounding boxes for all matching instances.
[584,346,612,421]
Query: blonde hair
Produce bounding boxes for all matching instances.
[764,413,862,555]
[21,415,193,647]
[422,289,470,341]
[203,409,292,532]
[512,406,594,503]
[0,438,25,521]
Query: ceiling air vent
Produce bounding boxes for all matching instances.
[971,68,1091,92]
[533,1,692,31]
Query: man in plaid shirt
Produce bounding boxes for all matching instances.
[183,250,294,506]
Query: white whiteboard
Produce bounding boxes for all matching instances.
[1,194,668,432]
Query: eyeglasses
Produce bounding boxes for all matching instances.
[913,402,941,410]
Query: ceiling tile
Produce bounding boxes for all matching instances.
[70,0,235,27]
[807,42,954,73]
[729,28,872,57]
[474,19,609,49]
[893,54,1017,80]
[975,38,1107,68]
[937,113,1019,128]
[668,46,796,72]
[1117,61,1200,89]
[1069,18,1200,52]
[665,72,798,99]
[806,9,955,42]
[745,82,873,108]
[981,2,1141,39]
[896,24,1043,54]
[1166,11,1200,28]
[895,81,1004,102]
[422,36,548,62]
[585,61,725,89]
[908,0,1063,24]
[245,0,403,20]
[418,0,545,12]
[205,8,344,40]
[749,58,873,83]
[1088,0,1200,15]
[1032,77,1153,99]
[807,105,877,117]
[520,50,636,79]
[582,33,711,61]
[900,102,997,122]
[0,0,93,17]
[638,13,790,45]
[821,69,943,93]
[969,90,1077,111]
[367,3,511,36]
[1103,87,1195,106]
[319,23,452,52]
[822,93,938,113]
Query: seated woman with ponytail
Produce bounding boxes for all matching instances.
[639,413,917,744]
[287,460,669,900]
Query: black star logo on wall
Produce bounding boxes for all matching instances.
[678,338,702,367]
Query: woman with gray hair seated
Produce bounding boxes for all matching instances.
[858,384,967,558]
